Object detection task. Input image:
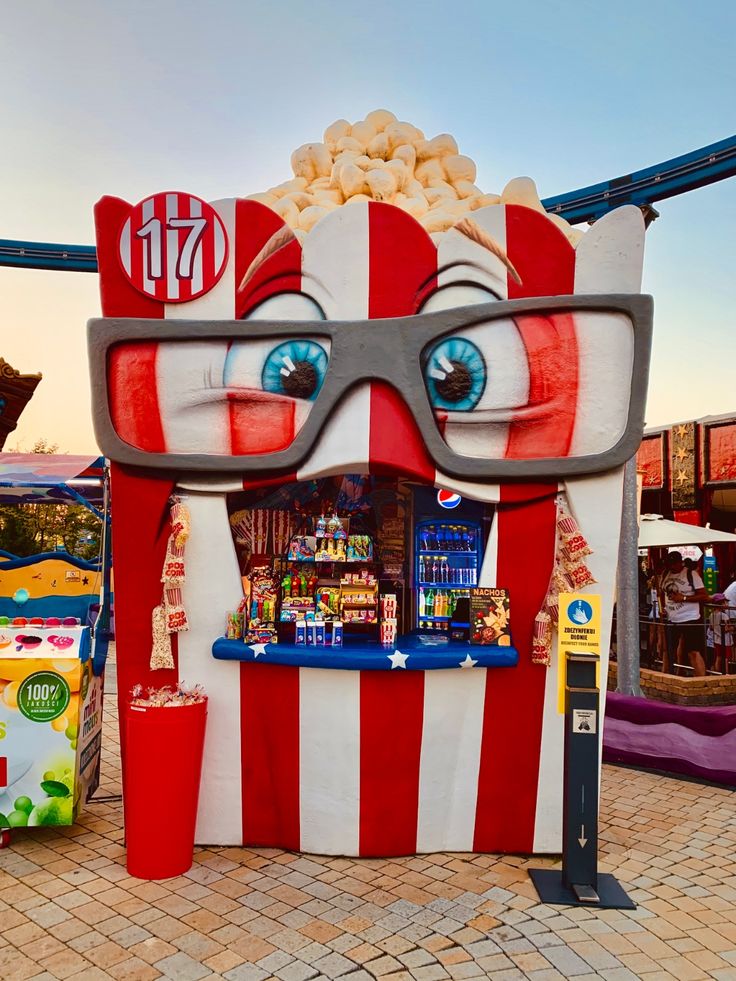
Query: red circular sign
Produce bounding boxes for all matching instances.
[117,192,229,303]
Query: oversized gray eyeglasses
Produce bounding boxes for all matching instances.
[87,293,653,479]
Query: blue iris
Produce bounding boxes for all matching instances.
[261,340,328,401]
[424,337,486,411]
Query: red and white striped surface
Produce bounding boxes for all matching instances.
[117,192,228,303]
[95,194,643,854]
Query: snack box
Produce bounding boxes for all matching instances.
[0,626,103,830]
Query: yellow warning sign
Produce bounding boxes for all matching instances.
[557,593,601,713]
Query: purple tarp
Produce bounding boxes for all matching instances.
[603,691,736,785]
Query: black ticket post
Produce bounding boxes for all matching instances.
[529,651,634,909]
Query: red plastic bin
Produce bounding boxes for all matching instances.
[123,699,207,879]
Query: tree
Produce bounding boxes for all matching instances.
[0,509,37,556]
[0,439,102,559]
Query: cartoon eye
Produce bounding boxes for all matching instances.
[420,283,500,314]
[261,340,329,402]
[423,337,486,411]
[244,292,326,321]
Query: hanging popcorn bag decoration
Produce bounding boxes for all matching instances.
[532,496,596,667]
[150,496,191,670]
[272,509,294,557]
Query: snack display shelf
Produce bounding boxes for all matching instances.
[314,558,376,563]
[417,551,477,557]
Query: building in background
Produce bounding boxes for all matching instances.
[637,413,736,582]
[0,357,42,449]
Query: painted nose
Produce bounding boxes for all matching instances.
[368,382,435,482]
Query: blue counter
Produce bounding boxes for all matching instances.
[212,634,518,671]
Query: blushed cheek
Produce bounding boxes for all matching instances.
[506,313,578,459]
[108,343,165,452]
[228,396,312,454]
[228,395,297,454]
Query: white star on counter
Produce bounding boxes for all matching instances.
[249,643,268,658]
[388,650,408,669]
[459,653,478,668]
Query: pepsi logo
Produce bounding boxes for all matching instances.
[437,490,462,510]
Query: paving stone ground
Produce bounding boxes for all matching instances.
[2,692,736,980]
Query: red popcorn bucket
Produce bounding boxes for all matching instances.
[123,697,207,879]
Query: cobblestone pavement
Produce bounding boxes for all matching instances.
[1,696,735,981]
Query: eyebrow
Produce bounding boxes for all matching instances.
[453,217,522,285]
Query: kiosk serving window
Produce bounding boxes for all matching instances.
[215,474,512,669]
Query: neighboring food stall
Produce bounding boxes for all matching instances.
[88,110,652,856]
[0,455,111,836]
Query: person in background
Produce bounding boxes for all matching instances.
[684,557,701,578]
[723,573,736,610]
[660,550,709,676]
[646,563,666,669]
[707,593,733,674]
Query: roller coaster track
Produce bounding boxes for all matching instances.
[1,135,735,273]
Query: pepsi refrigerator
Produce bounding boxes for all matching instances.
[412,488,485,634]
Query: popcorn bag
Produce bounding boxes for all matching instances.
[123,685,207,880]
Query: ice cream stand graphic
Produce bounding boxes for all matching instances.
[87,110,652,866]
[0,628,103,837]
[0,455,110,840]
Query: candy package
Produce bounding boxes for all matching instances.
[226,611,244,639]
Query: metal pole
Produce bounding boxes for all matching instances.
[528,652,635,909]
[616,457,642,696]
[562,654,600,902]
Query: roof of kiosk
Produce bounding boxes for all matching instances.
[0,453,105,505]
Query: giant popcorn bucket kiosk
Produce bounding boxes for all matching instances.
[88,111,652,858]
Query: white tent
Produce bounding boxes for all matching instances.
[638,513,736,548]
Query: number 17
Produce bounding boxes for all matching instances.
[136,216,208,281]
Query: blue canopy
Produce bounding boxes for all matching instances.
[0,454,105,511]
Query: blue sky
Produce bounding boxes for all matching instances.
[1,0,734,452]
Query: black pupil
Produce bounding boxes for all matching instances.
[435,360,472,403]
[282,361,318,399]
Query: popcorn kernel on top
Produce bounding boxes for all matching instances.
[250,110,582,245]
